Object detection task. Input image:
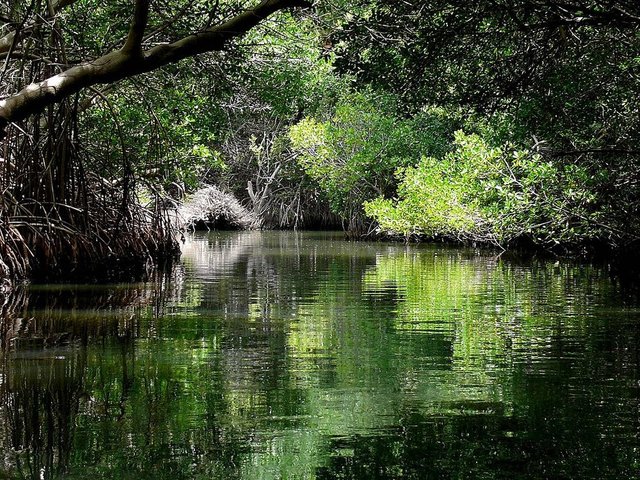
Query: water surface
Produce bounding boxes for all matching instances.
[1,231,639,479]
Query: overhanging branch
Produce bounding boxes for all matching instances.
[0,0,312,137]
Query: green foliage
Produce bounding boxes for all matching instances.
[241,13,344,119]
[82,71,229,191]
[6,0,639,251]
[330,0,640,248]
[290,92,461,230]
[366,131,606,247]
[75,8,350,208]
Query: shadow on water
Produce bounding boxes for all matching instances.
[0,282,145,479]
[0,231,639,479]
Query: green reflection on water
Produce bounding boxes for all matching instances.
[1,231,639,479]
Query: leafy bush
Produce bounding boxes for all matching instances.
[289,91,460,232]
[365,131,606,248]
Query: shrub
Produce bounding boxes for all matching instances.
[289,91,461,232]
[365,131,605,248]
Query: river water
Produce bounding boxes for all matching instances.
[1,231,639,479]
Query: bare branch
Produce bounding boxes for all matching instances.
[0,0,81,56]
[0,32,17,55]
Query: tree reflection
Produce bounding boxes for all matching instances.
[0,232,638,479]
[0,276,165,479]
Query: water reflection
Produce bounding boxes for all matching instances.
[0,231,639,479]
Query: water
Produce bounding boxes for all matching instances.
[1,231,639,479]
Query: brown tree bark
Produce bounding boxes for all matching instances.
[0,0,311,138]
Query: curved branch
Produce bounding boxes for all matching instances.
[0,0,311,137]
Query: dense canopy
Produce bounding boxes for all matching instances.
[1,0,640,281]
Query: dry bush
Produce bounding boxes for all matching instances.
[178,185,257,231]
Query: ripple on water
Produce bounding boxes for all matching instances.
[2,231,640,479]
